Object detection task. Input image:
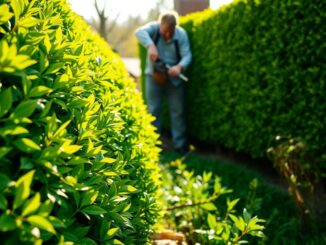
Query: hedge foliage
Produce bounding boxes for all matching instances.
[180,0,325,169]
[0,0,160,244]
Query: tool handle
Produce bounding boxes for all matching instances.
[165,64,189,82]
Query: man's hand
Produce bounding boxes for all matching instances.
[168,64,182,77]
[148,44,158,61]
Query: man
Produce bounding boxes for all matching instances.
[135,10,192,154]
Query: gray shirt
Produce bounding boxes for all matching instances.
[135,21,192,86]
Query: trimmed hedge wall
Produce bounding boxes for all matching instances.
[0,0,160,244]
[179,0,325,169]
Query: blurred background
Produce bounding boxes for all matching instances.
[67,0,234,57]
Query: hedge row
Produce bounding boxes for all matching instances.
[179,0,325,169]
[0,0,160,244]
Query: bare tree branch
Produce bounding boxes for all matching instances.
[94,0,108,41]
[106,12,120,33]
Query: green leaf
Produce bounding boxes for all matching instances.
[10,100,37,119]
[46,113,57,138]
[100,220,109,240]
[243,208,251,223]
[108,183,117,197]
[38,199,54,216]
[249,230,265,238]
[22,192,41,216]
[229,214,245,232]
[44,62,64,75]
[82,205,107,215]
[0,194,8,210]
[20,157,34,170]
[80,190,99,208]
[29,85,53,97]
[52,120,71,138]
[67,156,88,165]
[227,198,240,212]
[13,138,41,153]
[78,238,97,245]
[0,147,12,159]
[73,226,90,238]
[26,215,56,234]
[0,173,11,190]
[22,74,32,96]
[247,216,265,232]
[13,170,35,210]
[39,100,52,118]
[48,216,65,228]
[207,213,218,230]
[201,203,217,211]
[0,87,12,118]
[0,214,17,231]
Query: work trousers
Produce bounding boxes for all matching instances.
[145,75,186,149]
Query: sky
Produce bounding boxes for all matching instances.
[67,0,234,22]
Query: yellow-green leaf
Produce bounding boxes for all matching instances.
[0,4,14,25]
[53,120,71,138]
[13,138,41,153]
[126,185,137,192]
[60,143,82,155]
[107,227,119,238]
[10,0,23,21]
[201,203,217,211]
[0,125,29,136]
[11,54,36,70]
[65,176,77,186]
[22,192,41,216]
[29,86,53,98]
[13,170,35,210]
[26,215,56,234]
[113,239,124,245]
[19,17,40,28]
[100,157,116,164]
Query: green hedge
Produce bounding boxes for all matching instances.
[179,0,325,169]
[0,0,160,244]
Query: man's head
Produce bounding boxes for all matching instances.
[159,10,179,41]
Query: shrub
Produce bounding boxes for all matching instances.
[0,0,160,244]
[179,0,326,171]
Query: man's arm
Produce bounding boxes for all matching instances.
[177,28,192,69]
[135,22,159,61]
[168,28,192,77]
